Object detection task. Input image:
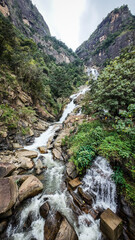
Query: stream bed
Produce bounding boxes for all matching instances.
[6,86,117,240]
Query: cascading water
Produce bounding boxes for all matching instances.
[77,156,117,240]
[6,86,117,240]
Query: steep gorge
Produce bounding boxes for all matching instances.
[0,2,135,240]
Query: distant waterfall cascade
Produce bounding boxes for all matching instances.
[86,67,99,80]
[6,86,117,240]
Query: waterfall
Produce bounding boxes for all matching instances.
[6,86,117,240]
[77,156,117,240]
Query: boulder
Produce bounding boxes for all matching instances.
[100,208,122,240]
[0,163,16,178]
[40,202,50,219]
[78,187,93,206]
[44,211,63,240]
[0,178,18,216]
[38,146,48,154]
[16,156,34,170]
[69,178,82,189]
[55,218,78,240]
[66,162,77,179]
[52,148,63,160]
[19,175,43,202]
[15,150,38,159]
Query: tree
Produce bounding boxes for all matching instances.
[89,46,135,117]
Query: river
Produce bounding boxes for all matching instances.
[6,86,117,240]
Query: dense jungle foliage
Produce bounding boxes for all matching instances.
[63,47,135,205]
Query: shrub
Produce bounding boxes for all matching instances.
[73,145,95,174]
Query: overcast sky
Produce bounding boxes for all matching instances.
[31,0,135,51]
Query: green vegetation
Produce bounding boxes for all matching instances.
[64,47,135,205]
[0,13,87,124]
[88,47,135,117]
[0,104,37,130]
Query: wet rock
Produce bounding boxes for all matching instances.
[40,202,50,219]
[0,163,16,178]
[15,149,38,159]
[0,178,18,216]
[69,201,82,217]
[66,162,77,179]
[0,220,7,233]
[38,146,48,154]
[19,175,43,202]
[73,94,83,104]
[82,206,100,220]
[69,190,85,209]
[35,158,44,175]
[100,208,122,240]
[55,218,78,240]
[78,187,93,206]
[44,211,63,240]
[23,211,34,230]
[69,178,82,189]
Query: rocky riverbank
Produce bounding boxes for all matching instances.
[0,87,134,240]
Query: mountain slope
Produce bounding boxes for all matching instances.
[0,0,77,63]
[76,5,135,67]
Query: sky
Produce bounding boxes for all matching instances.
[31,0,135,51]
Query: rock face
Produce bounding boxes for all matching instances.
[0,163,16,178]
[19,175,43,202]
[76,5,135,67]
[55,218,78,240]
[0,178,18,216]
[0,0,76,64]
[100,208,122,240]
[118,196,135,240]
[1,0,50,39]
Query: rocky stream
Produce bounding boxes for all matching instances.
[0,86,134,240]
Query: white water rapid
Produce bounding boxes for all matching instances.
[6,86,117,240]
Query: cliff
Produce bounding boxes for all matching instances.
[0,0,76,63]
[76,5,135,67]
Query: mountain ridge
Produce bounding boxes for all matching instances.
[76,5,135,67]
